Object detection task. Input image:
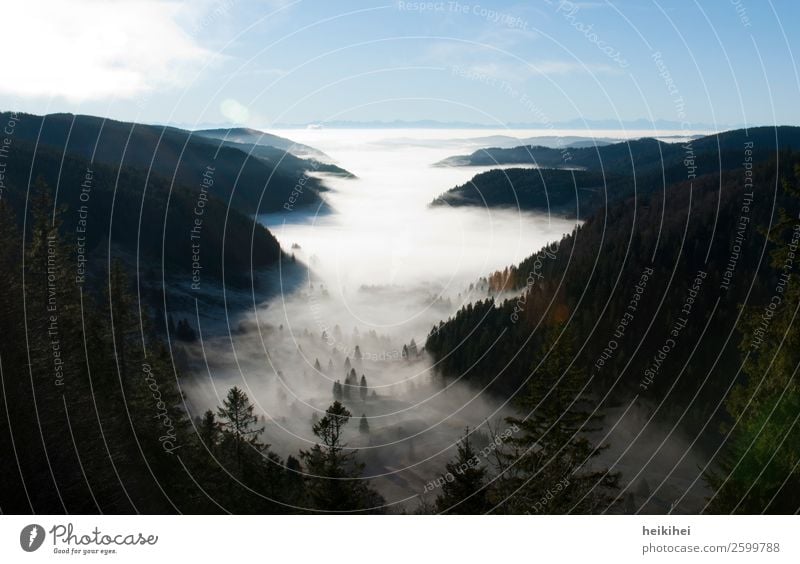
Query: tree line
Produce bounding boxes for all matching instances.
[427,153,800,513]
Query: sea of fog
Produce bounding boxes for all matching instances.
[181,129,712,511]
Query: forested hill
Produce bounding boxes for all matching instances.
[0,116,386,514]
[426,152,799,429]
[0,137,282,288]
[430,127,800,217]
[193,129,354,178]
[0,186,382,516]
[430,167,617,218]
[195,127,332,161]
[0,112,343,215]
[436,126,800,171]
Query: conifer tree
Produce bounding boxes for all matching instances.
[199,410,220,449]
[497,326,618,513]
[435,429,489,514]
[706,165,800,513]
[217,386,264,470]
[299,401,384,512]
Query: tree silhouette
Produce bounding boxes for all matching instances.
[217,386,264,471]
[299,401,384,511]
[436,429,489,514]
[498,326,618,513]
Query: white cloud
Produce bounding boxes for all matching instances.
[220,98,249,123]
[3,0,214,102]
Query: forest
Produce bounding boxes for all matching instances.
[426,152,800,513]
[0,112,348,216]
[1,114,798,514]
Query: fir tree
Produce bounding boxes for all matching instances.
[706,164,800,513]
[497,326,619,514]
[299,401,384,512]
[199,410,220,449]
[217,386,264,471]
[344,368,358,400]
[435,429,489,514]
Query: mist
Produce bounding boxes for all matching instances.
[179,129,706,510]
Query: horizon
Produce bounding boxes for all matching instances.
[7,107,791,135]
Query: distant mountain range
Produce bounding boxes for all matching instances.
[269,118,739,130]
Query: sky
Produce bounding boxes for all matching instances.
[2,0,798,129]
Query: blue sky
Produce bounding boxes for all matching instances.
[3,0,798,129]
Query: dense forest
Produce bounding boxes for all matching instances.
[0,189,619,513]
[0,186,385,512]
[430,167,618,218]
[0,114,388,513]
[0,140,282,288]
[426,152,800,513]
[2,111,797,514]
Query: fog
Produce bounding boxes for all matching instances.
[180,129,707,510]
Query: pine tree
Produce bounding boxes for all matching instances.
[299,401,384,511]
[359,414,370,434]
[497,326,619,514]
[435,429,490,514]
[217,386,264,470]
[344,368,357,400]
[199,410,220,449]
[360,375,368,402]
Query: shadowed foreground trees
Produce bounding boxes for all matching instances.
[430,328,619,515]
[427,153,800,514]
[705,163,800,513]
[435,430,490,514]
[300,401,384,512]
[0,182,383,514]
